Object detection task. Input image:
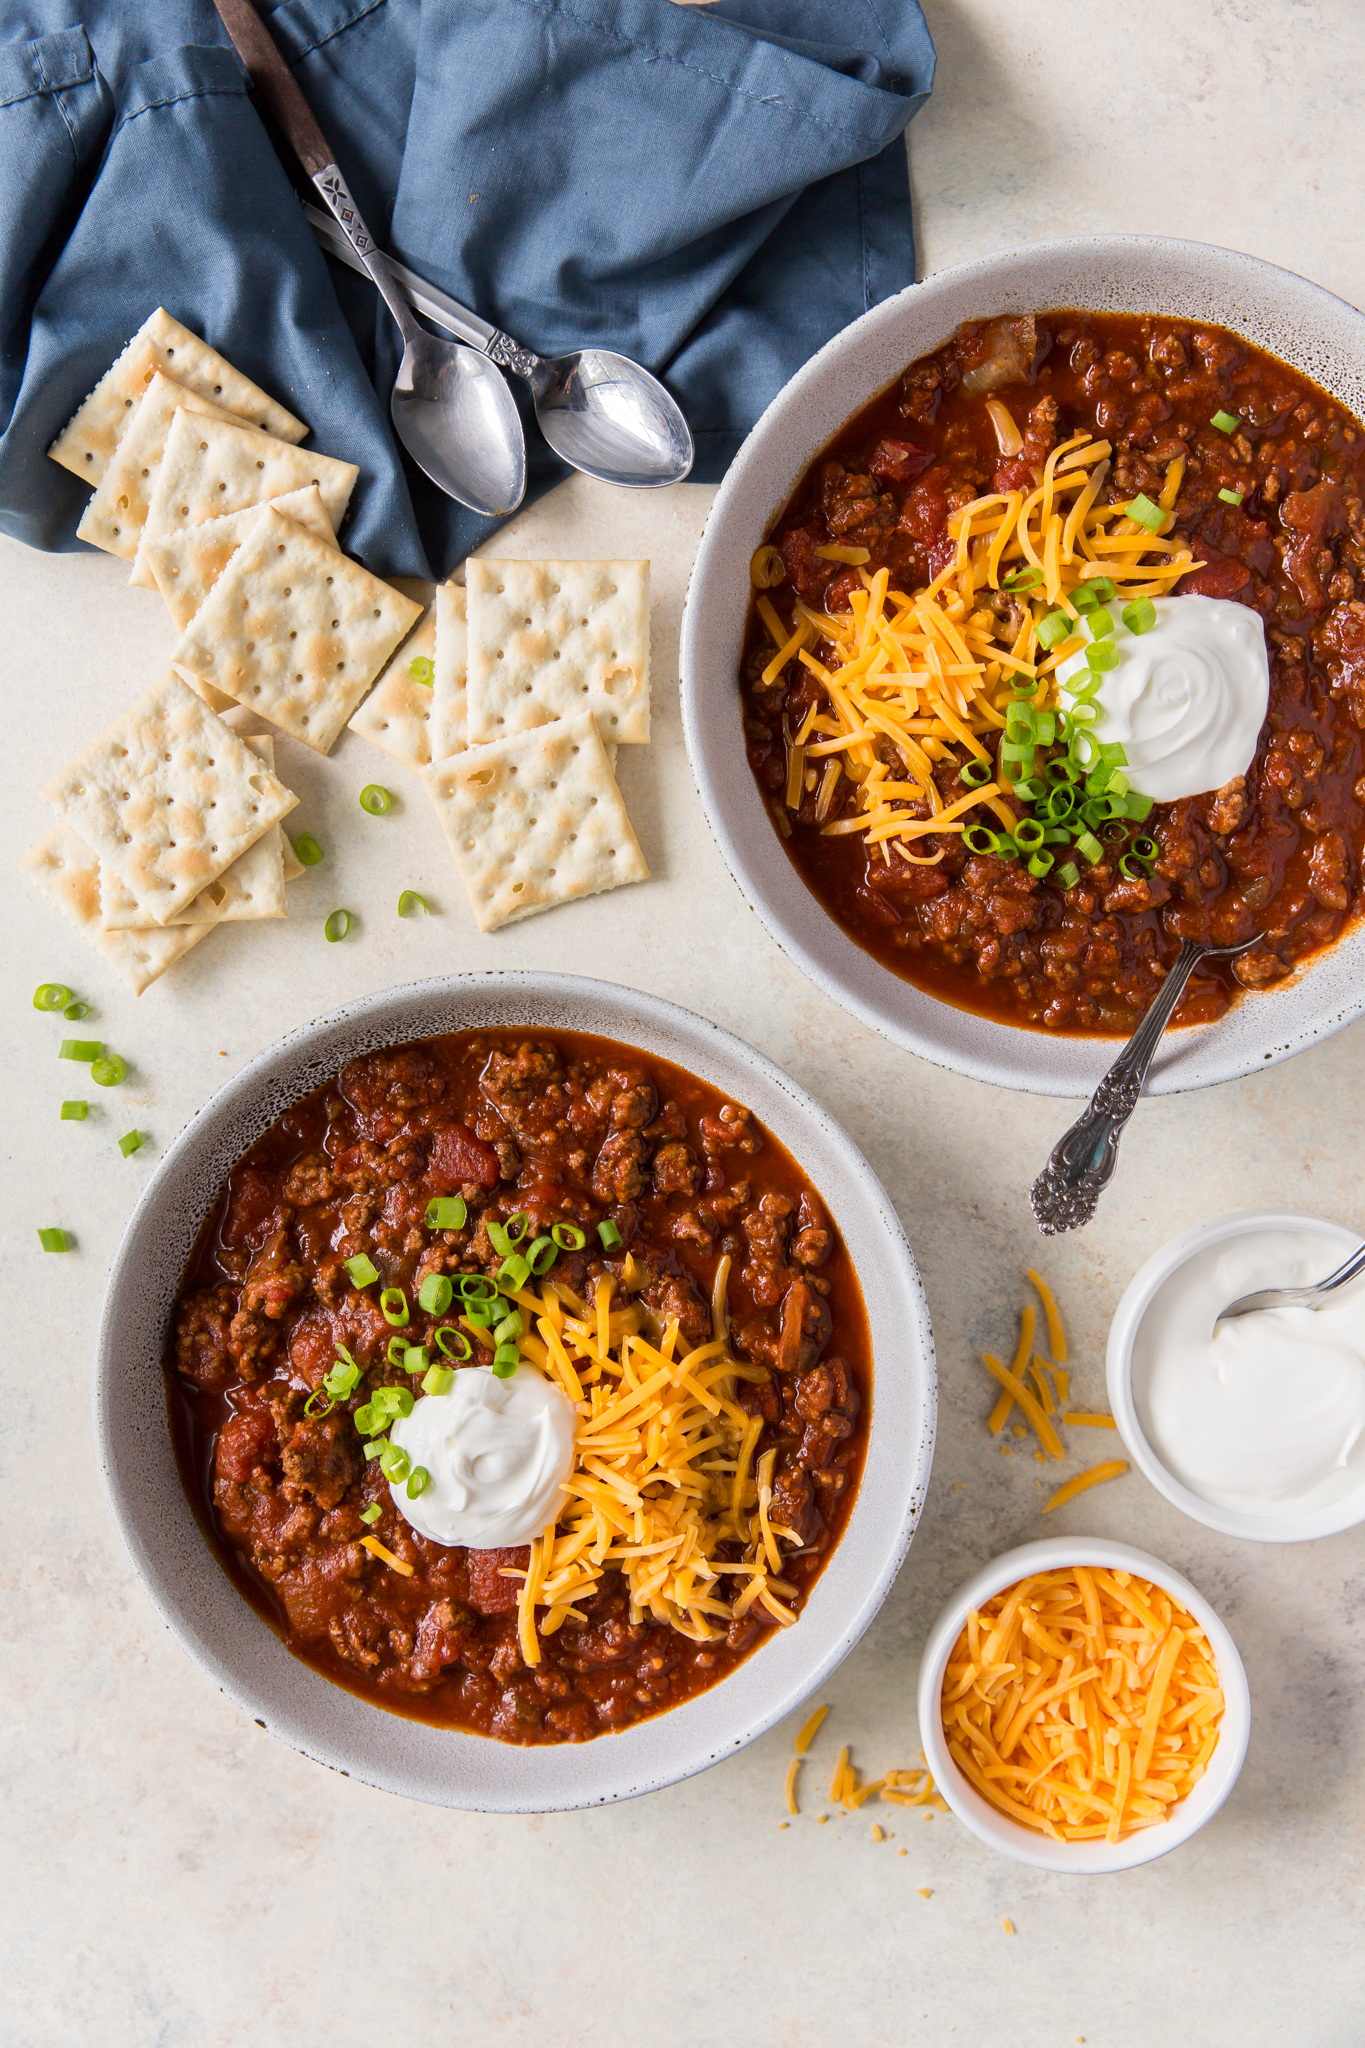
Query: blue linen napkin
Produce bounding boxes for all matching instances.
[0,0,934,579]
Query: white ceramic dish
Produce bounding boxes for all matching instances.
[94,971,936,1812]
[1106,1209,1365,1543]
[680,234,1365,1097]
[916,1537,1250,1874]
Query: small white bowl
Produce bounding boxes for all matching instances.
[916,1537,1250,1874]
[1107,1210,1365,1543]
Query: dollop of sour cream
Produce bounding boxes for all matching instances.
[1132,1228,1365,1515]
[389,1366,576,1547]
[1057,594,1268,801]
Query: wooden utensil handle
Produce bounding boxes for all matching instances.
[212,0,335,178]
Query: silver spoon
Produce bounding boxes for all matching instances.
[213,0,526,519]
[303,205,695,490]
[1030,933,1263,1235]
[1217,1241,1365,1320]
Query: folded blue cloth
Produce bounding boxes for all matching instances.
[0,0,934,579]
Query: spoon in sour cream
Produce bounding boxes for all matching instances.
[1217,1239,1365,1320]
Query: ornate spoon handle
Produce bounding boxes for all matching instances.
[1030,936,1259,1235]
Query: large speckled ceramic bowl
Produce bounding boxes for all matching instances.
[680,235,1365,1097]
[95,972,935,1812]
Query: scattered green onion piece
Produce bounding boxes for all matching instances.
[1044,786,1077,823]
[456,1273,498,1301]
[344,1253,380,1288]
[1005,699,1036,737]
[406,1466,430,1499]
[324,909,351,942]
[380,1286,410,1328]
[1132,835,1159,860]
[324,1358,360,1400]
[380,1443,411,1482]
[498,1252,531,1294]
[409,656,435,686]
[434,1326,472,1361]
[59,1039,100,1063]
[466,1298,495,1328]
[364,1438,389,1461]
[422,1363,456,1396]
[1067,701,1098,728]
[1086,640,1119,674]
[551,1222,586,1251]
[1120,851,1154,880]
[491,1345,520,1379]
[63,1001,90,1021]
[418,1273,454,1315]
[487,1213,530,1256]
[1056,861,1080,889]
[1047,757,1081,785]
[1086,576,1116,603]
[1126,493,1164,534]
[1012,777,1046,804]
[999,742,1034,774]
[1108,770,1130,799]
[118,1130,142,1157]
[1075,830,1104,865]
[1014,819,1045,851]
[358,784,392,816]
[993,836,1019,861]
[1211,409,1241,434]
[1033,713,1057,746]
[1041,826,1073,845]
[1027,850,1054,878]
[37,1227,69,1253]
[958,757,993,788]
[1036,610,1073,650]
[293,832,324,866]
[303,1386,334,1418]
[391,1388,415,1418]
[1070,583,1100,613]
[397,890,428,917]
[493,1310,524,1344]
[353,1402,379,1435]
[60,1101,88,1121]
[527,1233,558,1277]
[387,1334,409,1366]
[504,1212,530,1244]
[403,1345,430,1376]
[1086,607,1115,640]
[91,1053,125,1088]
[1002,566,1044,590]
[1122,597,1158,635]
[426,1195,467,1231]
[34,983,71,1012]
[597,1220,623,1251]
[1123,791,1156,821]
[1079,799,1107,829]
[1218,487,1244,507]
[961,825,999,855]
[359,1502,383,1525]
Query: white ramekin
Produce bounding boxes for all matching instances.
[916,1537,1250,1875]
[1106,1210,1365,1543]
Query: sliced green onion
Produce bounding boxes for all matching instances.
[501,1213,531,1249]
[1123,791,1156,821]
[359,1502,383,1525]
[324,908,351,942]
[1123,597,1158,635]
[1126,493,1164,534]
[433,1326,472,1361]
[379,1442,411,1482]
[359,784,392,815]
[1211,409,1241,434]
[374,1386,414,1420]
[380,1286,410,1328]
[1120,851,1154,879]
[292,832,324,866]
[37,1227,70,1253]
[1074,830,1104,864]
[60,1101,88,1121]
[1044,786,1077,823]
[1046,758,1081,785]
[491,1344,520,1379]
[493,1310,524,1345]
[1027,850,1054,878]
[1005,699,1036,737]
[426,1195,467,1231]
[1014,819,1045,851]
[456,1273,498,1301]
[323,1358,360,1399]
[353,1402,379,1435]
[34,983,71,1012]
[63,1001,90,1020]
[422,1363,456,1396]
[1067,701,1098,728]
[303,1386,334,1418]
[403,1345,430,1376]
[409,655,435,686]
[1132,835,1159,860]
[1086,606,1115,640]
[551,1222,586,1251]
[1012,776,1046,803]
[1108,770,1130,799]
[418,1273,454,1315]
[344,1253,380,1288]
[1086,641,1119,674]
[1033,713,1056,746]
[1218,487,1244,507]
[59,1039,100,1063]
[91,1054,125,1087]
[1041,825,1073,845]
[406,1466,430,1499]
[497,1252,531,1294]
[1056,861,1080,889]
[386,1334,409,1366]
[118,1130,142,1157]
[397,890,428,917]
[958,757,993,788]
[597,1220,623,1251]
[527,1233,557,1277]
[961,825,999,855]
[1002,566,1044,590]
[993,836,1019,861]
[364,1438,389,1461]
[1036,610,1073,650]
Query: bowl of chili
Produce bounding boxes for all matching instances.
[95,971,935,1809]
[681,234,1365,1095]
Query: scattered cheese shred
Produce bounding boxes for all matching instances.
[1002,1919,1016,1935]
[1042,1459,1129,1514]
[1063,1412,1119,1429]
[1026,1268,1067,1362]
[359,1534,414,1577]
[795,1702,830,1755]
[942,1567,1222,1842]
[785,1757,801,1816]
[982,1352,1065,1459]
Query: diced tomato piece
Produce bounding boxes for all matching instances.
[868,437,932,486]
[467,1546,530,1615]
[777,525,827,600]
[222,1165,281,1248]
[215,1405,277,1485]
[428,1122,500,1193]
[1178,548,1252,600]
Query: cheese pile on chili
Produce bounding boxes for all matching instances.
[943,1566,1223,1842]
[502,1260,799,1668]
[754,435,1198,863]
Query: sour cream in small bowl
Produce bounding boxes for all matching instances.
[1107,1211,1365,1542]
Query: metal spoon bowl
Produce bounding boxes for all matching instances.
[1217,1239,1365,1320]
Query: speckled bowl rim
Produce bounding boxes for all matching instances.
[1106,1208,1365,1542]
[916,1537,1251,1874]
[94,971,936,1812]
[680,233,1365,1098]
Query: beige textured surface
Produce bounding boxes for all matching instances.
[39,670,297,923]
[347,605,438,768]
[422,708,648,929]
[170,509,422,754]
[75,373,252,560]
[144,485,336,630]
[466,557,651,744]
[47,305,306,484]
[136,412,358,579]
[7,8,1365,2042]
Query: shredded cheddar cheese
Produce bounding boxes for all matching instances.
[511,1274,792,1669]
[1042,1460,1129,1514]
[982,1273,1119,1474]
[759,437,1199,862]
[942,1567,1223,1843]
[359,1534,414,1577]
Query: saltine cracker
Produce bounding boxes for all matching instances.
[20,827,212,995]
[76,372,250,560]
[465,558,649,745]
[136,412,358,583]
[99,736,290,928]
[348,608,437,770]
[144,485,336,630]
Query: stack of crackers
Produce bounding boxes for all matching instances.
[351,557,650,930]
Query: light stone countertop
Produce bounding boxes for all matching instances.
[6,3,1365,2042]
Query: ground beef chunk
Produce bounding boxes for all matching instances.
[1281,480,1345,615]
[1204,776,1249,835]
[1308,830,1351,910]
[279,1409,361,1510]
[410,1600,474,1681]
[174,1286,236,1388]
[652,1141,702,1196]
[282,1153,338,1206]
[591,1128,648,1204]
[819,460,898,551]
